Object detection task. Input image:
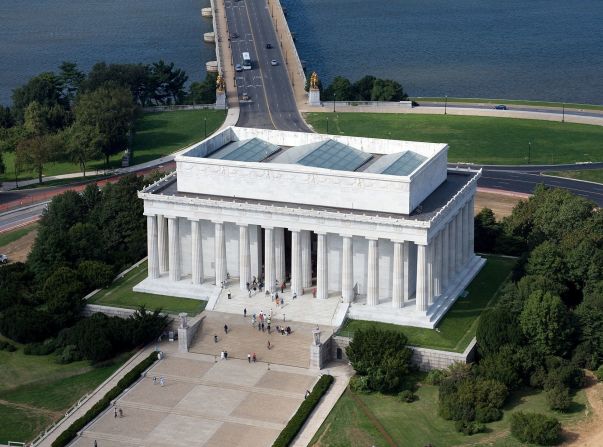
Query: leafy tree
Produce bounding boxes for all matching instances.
[546,385,572,412]
[77,260,114,289]
[83,62,153,105]
[150,60,188,104]
[474,208,501,253]
[43,267,85,325]
[188,72,218,104]
[74,85,137,165]
[323,76,353,101]
[573,282,603,367]
[351,75,376,100]
[510,412,561,445]
[67,222,103,262]
[0,106,14,128]
[0,262,37,311]
[11,72,66,122]
[476,307,523,356]
[346,326,412,393]
[477,345,523,389]
[59,61,85,103]
[65,122,103,176]
[370,79,407,101]
[0,305,56,343]
[520,290,573,356]
[526,241,568,286]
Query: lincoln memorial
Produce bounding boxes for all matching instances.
[134,126,484,328]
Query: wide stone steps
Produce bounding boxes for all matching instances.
[118,400,285,430]
[151,372,304,399]
[80,430,143,446]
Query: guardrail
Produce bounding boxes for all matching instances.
[29,393,91,446]
[142,104,217,112]
[209,0,223,74]
[328,100,413,108]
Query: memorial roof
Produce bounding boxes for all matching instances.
[364,151,427,177]
[208,137,280,162]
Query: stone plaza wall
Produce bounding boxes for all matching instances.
[330,335,477,372]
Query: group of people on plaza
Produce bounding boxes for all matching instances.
[152,375,165,387]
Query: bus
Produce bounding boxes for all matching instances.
[242,52,252,70]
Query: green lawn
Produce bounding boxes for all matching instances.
[412,96,603,111]
[0,109,226,182]
[338,255,516,352]
[547,169,603,185]
[311,383,588,447]
[88,261,207,315]
[0,223,37,248]
[0,338,129,444]
[305,112,603,165]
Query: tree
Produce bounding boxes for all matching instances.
[474,208,501,253]
[323,76,352,101]
[65,123,103,176]
[11,72,66,122]
[351,75,376,100]
[370,79,407,101]
[526,241,568,287]
[520,290,573,356]
[476,307,523,356]
[74,85,137,165]
[59,61,85,103]
[0,106,14,128]
[188,72,218,104]
[510,412,561,445]
[150,60,188,104]
[83,62,154,105]
[77,260,114,289]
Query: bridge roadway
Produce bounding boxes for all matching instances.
[225,0,309,131]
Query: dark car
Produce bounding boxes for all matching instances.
[494,104,507,110]
[265,43,273,49]
[230,32,239,39]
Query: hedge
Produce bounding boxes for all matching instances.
[51,351,158,447]
[272,374,334,447]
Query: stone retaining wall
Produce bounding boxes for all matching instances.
[330,335,477,371]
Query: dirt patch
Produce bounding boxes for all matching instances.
[0,227,38,263]
[561,373,603,447]
[475,190,525,219]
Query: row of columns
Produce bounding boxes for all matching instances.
[145,198,474,312]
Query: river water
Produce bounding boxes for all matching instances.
[1,0,602,105]
[282,0,603,104]
[0,0,214,105]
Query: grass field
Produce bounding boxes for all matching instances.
[88,261,207,315]
[338,255,516,352]
[547,169,603,185]
[0,223,38,248]
[310,383,588,447]
[0,109,226,182]
[412,96,603,111]
[0,337,129,444]
[305,112,603,165]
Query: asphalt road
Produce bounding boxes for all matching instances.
[420,101,603,118]
[225,0,310,131]
[0,203,46,232]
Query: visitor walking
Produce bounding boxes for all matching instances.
[281,297,284,307]
[281,282,285,293]
[312,287,317,298]
[119,408,123,418]
[160,376,165,387]
[292,292,297,300]
[214,334,218,343]
[224,324,229,334]
[153,376,157,385]
[94,441,98,447]
[114,407,118,418]
[227,289,232,299]
[248,353,251,363]
[224,351,228,359]
[267,340,271,350]
[252,352,257,362]
[244,308,247,318]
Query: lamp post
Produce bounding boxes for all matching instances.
[562,103,565,123]
[326,116,329,133]
[528,141,532,164]
[444,94,448,115]
[333,93,336,113]
[204,117,207,138]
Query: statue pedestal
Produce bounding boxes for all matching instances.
[308,88,321,106]
[215,90,227,109]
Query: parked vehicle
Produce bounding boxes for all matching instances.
[265,43,273,49]
[494,104,507,110]
[271,59,278,66]
[0,254,8,264]
[235,64,243,72]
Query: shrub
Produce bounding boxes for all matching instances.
[398,390,416,403]
[349,375,371,394]
[476,308,522,356]
[57,345,82,364]
[0,340,17,352]
[0,305,56,343]
[23,339,56,356]
[77,260,114,289]
[475,406,503,423]
[425,369,445,385]
[546,385,572,412]
[51,351,158,447]
[272,374,334,447]
[596,365,603,382]
[455,420,485,435]
[510,412,561,446]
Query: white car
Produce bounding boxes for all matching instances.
[0,254,8,264]
[271,59,278,66]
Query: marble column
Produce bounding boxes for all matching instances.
[442,223,450,290]
[274,227,285,285]
[341,235,354,303]
[433,233,442,299]
[455,211,463,272]
[402,241,412,302]
[239,225,251,290]
[392,241,404,308]
[367,238,379,306]
[214,222,226,285]
[250,225,262,279]
[461,204,469,263]
[468,197,475,258]
[301,230,312,288]
[167,216,181,281]
[146,215,160,279]
[291,230,302,296]
[449,217,457,278]
[190,219,203,284]
[264,227,276,292]
[427,241,434,305]
[157,214,168,274]
[317,233,328,299]
[416,244,428,312]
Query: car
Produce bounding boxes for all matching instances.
[265,43,272,49]
[230,32,239,39]
[241,92,250,100]
[271,59,278,66]
[0,254,8,264]
[235,64,242,72]
[494,104,507,110]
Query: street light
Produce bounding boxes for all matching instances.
[528,141,532,164]
[204,117,207,138]
[562,103,565,123]
[444,95,448,115]
[326,116,329,133]
[333,93,336,113]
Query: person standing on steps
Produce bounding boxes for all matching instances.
[244,308,247,318]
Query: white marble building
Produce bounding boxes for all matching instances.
[135,126,484,328]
